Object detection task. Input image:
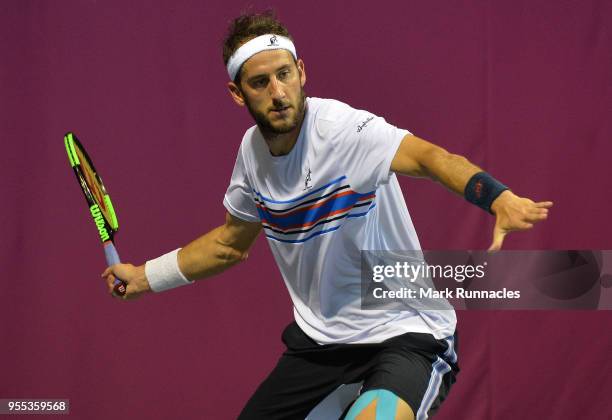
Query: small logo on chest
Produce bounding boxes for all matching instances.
[304,167,313,190]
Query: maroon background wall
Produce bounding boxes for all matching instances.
[2,1,611,419]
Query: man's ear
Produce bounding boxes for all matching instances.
[227,81,245,107]
[297,59,306,88]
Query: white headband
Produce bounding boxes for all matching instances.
[227,34,297,81]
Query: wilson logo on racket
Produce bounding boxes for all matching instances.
[90,204,110,242]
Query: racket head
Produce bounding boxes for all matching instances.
[64,132,119,243]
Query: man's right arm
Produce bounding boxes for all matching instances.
[101,212,262,299]
[178,212,262,279]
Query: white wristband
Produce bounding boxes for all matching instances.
[145,248,193,292]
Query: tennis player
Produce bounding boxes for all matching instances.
[102,11,553,420]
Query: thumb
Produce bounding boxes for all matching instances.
[488,228,506,253]
[101,265,114,278]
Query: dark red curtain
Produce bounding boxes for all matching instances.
[2,1,610,418]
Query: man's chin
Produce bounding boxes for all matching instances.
[261,117,299,134]
[270,121,298,133]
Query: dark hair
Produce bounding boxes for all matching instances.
[222,10,293,80]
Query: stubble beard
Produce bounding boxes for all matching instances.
[244,87,306,140]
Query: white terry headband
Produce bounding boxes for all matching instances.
[227,34,297,81]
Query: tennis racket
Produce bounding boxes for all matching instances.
[64,132,128,296]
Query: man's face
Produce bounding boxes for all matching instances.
[229,49,306,136]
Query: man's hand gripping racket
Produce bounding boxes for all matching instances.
[64,132,129,297]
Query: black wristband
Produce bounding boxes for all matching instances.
[464,172,509,214]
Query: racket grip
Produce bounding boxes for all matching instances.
[104,242,128,296]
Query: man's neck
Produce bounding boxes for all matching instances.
[262,103,307,157]
[263,126,301,156]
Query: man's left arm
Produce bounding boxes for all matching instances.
[390,134,553,251]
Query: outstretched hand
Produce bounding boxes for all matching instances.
[488,190,553,252]
[101,263,151,300]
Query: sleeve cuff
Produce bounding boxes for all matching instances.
[223,195,261,223]
[378,129,411,185]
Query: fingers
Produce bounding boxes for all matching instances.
[101,266,113,278]
[488,228,506,252]
[523,202,551,223]
[100,265,114,293]
[106,276,116,295]
[490,197,553,251]
[490,217,538,251]
[99,263,148,301]
[524,211,548,223]
[534,201,554,208]
[101,265,126,298]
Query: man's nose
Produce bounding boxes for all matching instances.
[269,77,286,99]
